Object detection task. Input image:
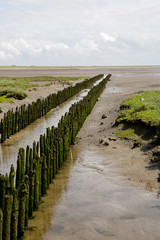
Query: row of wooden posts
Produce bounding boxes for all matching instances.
[0,74,111,240]
[0,74,104,143]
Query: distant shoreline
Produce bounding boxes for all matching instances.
[0,65,160,70]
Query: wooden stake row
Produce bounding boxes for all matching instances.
[0,75,104,142]
[0,74,111,240]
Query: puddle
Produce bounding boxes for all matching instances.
[105,87,123,93]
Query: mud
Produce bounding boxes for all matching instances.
[21,66,160,239]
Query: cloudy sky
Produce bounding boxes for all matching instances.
[0,0,160,66]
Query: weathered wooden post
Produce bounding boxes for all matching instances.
[0,209,3,240]
[40,135,44,156]
[37,141,39,157]
[25,177,29,228]
[5,174,10,195]
[19,148,25,182]
[0,175,6,212]
[16,153,21,191]
[33,141,37,160]
[29,171,34,219]
[3,195,13,240]
[11,189,18,240]
[18,182,27,238]
[9,165,15,194]
[34,157,40,210]
[41,155,47,196]
[25,145,30,175]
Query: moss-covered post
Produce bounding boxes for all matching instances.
[0,175,6,212]
[3,195,13,240]
[47,127,51,148]
[0,209,3,240]
[18,182,27,238]
[1,120,5,143]
[16,153,21,191]
[39,157,42,203]
[5,174,10,195]
[37,141,39,157]
[34,157,39,210]
[46,149,50,186]
[29,171,34,219]
[11,189,18,240]
[58,137,64,169]
[29,148,33,171]
[25,176,29,228]
[25,145,30,175]
[9,165,15,194]
[40,135,44,156]
[33,141,37,160]
[19,148,25,182]
[41,155,47,196]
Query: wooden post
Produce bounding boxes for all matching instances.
[3,195,13,240]
[5,174,10,195]
[18,182,27,238]
[0,209,3,240]
[16,153,21,191]
[11,189,18,240]
[34,157,40,210]
[19,148,25,182]
[40,135,44,156]
[29,171,34,219]
[9,165,15,194]
[33,141,37,160]
[41,155,47,196]
[0,175,6,212]
[25,177,29,228]
[25,145,30,175]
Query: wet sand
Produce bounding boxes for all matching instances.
[20,66,160,239]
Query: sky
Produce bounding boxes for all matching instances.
[0,0,160,66]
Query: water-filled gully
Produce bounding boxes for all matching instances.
[0,89,89,175]
[1,77,160,240]
[0,76,105,175]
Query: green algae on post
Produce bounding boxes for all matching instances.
[3,195,13,240]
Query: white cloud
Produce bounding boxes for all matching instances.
[0,50,13,60]
[1,42,21,56]
[100,33,116,42]
[0,0,160,65]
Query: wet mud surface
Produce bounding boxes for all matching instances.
[22,67,160,239]
[23,145,160,240]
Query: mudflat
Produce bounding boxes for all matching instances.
[75,66,160,194]
[19,66,160,240]
[1,66,160,194]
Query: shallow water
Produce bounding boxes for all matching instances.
[23,145,160,240]
[105,87,123,93]
[0,75,107,175]
[0,89,89,175]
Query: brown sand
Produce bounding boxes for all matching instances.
[75,67,160,195]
